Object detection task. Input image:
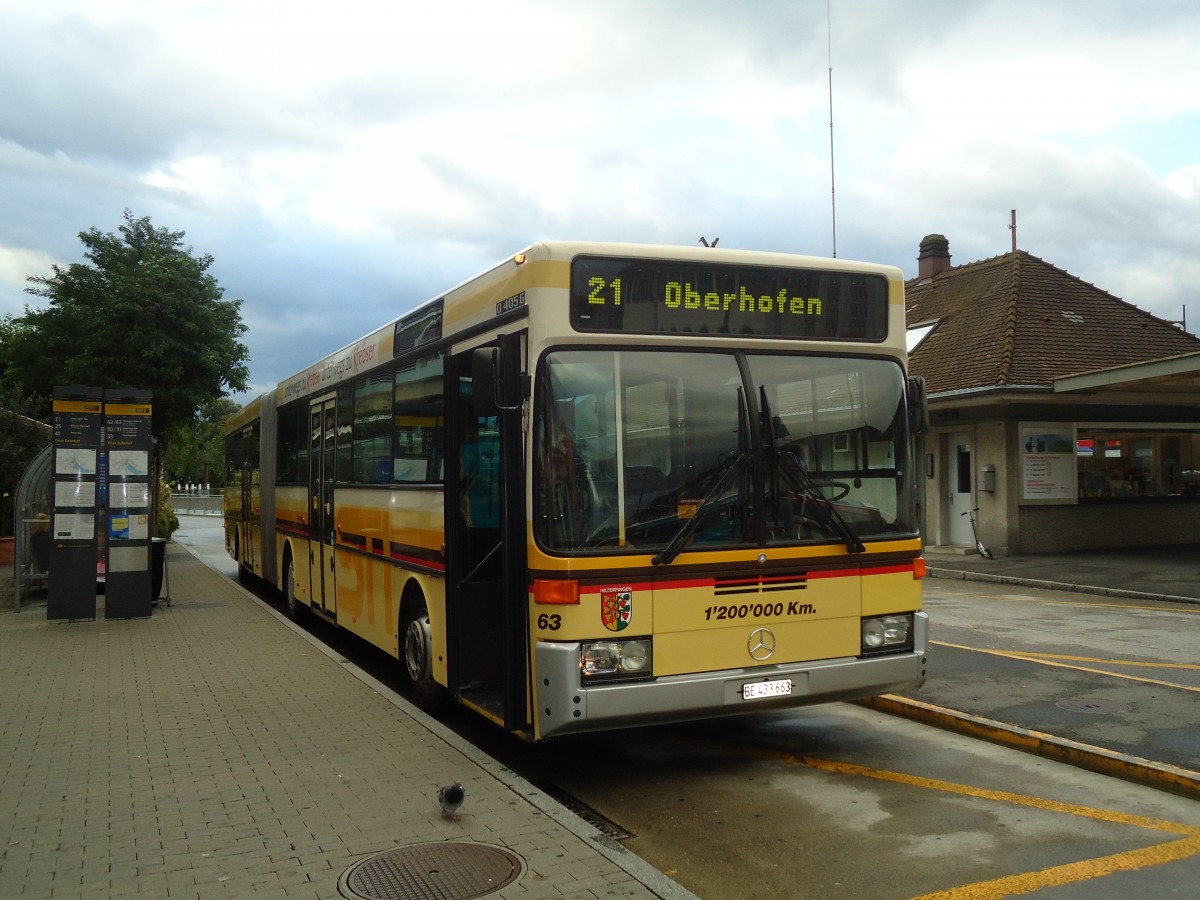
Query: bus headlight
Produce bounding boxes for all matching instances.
[861,614,914,654]
[581,638,653,682]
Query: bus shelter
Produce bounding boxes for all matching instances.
[11,444,52,612]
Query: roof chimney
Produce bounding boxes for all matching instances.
[917,234,951,280]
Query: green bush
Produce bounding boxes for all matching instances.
[157,474,179,540]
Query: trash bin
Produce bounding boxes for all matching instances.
[151,537,167,601]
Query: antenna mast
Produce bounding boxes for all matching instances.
[827,0,837,258]
[1009,209,1017,252]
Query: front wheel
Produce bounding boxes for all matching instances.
[402,598,448,714]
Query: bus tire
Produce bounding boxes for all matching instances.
[284,551,305,621]
[402,592,448,715]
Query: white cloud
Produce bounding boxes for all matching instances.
[0,245,58,315]
[1165,165,1200,200]
[2,0,1200,393]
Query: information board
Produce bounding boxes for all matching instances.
[103,389,154,619]
[48,385,103,621]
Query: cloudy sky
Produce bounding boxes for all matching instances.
[2,0,1198,400]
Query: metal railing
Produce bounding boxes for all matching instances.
[170,492,224,516]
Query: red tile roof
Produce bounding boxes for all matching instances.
[904,250,1200,395]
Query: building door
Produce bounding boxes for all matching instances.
[948,431,975,546]
[308,395,338,616]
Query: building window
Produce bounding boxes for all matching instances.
[1076,429,1200,498]
[905,320,939,353]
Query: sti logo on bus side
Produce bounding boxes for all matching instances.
[600,587,633,632]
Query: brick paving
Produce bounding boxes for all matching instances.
[0,546,692,899]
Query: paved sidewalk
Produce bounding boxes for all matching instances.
[924,542,1200,604]
[0,545,694,900]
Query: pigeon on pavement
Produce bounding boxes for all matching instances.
[438,782,465,820]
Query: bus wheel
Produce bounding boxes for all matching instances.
[284,553,305,621]
[402,597,448,714]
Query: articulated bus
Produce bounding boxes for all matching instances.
[224,241,929,740]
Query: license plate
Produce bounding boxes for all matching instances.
[742,678,793,700]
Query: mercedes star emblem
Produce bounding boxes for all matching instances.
[747,627,777,661]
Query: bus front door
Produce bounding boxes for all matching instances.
[444,337,528,732]
[308,396,338,617]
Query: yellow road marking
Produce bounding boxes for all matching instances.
[798,756,1199,835]
[980,647,1200,671]
[864,694,1200,800]
[931,639,1200,692]
[709,741,1200,897]
[910,835,1200,899]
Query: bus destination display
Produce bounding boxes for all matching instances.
[570,256,889,341]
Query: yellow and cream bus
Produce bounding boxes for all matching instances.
[225,241,929,739]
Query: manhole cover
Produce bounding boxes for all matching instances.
[339,841,524,900]
[1055,697,1132,714]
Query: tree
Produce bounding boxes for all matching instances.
[164,396,240,488]
[0,381,53,538]
[1,210,249,445]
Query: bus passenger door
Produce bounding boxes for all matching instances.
[235,424,257,574]
[309,396,338,616]
[444,335,528,731]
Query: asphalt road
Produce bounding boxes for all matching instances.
[896,577,1200,780]
[172,516,1200,899]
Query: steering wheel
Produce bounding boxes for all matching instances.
[820,481,851,501]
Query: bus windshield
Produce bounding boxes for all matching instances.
[534,349,915,556]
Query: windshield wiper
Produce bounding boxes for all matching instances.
[652,450,749,565]
[776,449,866,553]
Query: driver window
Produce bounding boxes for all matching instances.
[536,354,619,548]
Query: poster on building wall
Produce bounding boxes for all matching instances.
[1020,424,1077,502]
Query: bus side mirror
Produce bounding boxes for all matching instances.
[907,375,930,435]
[472,340,527,414]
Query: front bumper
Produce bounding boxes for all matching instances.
[535,610,928,738]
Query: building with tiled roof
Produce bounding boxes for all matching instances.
[905,235,1200,555]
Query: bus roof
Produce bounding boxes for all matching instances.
[253,241,905,411]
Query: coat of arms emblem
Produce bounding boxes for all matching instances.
[600,587,633,632]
